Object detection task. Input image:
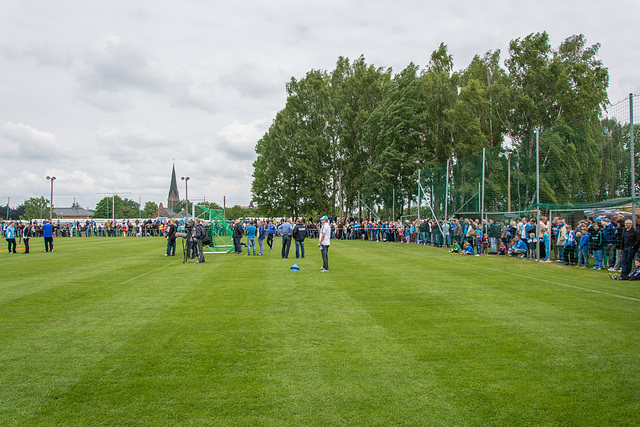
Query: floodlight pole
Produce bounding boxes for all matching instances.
[417,169,421,221]
[481,148,486,236]
[181,176,190,220]
[631,93,636,227]
[444,158,450,221]
[536,128,540,263]
[46,176,56,220]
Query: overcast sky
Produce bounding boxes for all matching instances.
[1,0,638,212]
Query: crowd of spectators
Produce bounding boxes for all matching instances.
[6,212,640,280]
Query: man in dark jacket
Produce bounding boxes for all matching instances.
[619,219,640,279]
[165,219,177,257]
[22,221,33,254]
[232,219,244,254]
[195,219,207,263]
[293,218,307,259]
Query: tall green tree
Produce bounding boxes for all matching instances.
[93,196,140,219]
[253,70,332,217]
[142,201,158,218]
[21,197,51,220]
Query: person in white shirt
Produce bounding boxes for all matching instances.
[318,216,331,272]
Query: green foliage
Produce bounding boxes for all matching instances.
[21,197,51,220]
[93,196,140,219]
[141,201,158,218]
[253,32,611,216]
[225,205,246,221]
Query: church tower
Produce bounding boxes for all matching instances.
[168,162,180,211]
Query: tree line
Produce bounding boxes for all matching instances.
[252,32,622,219]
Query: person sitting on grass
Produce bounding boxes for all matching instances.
[460,241,475,255]
[610,258,640,280]
[509,235,528,257]
[498,242,507,255]
[450,241,462,253]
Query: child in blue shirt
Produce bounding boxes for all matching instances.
[564,225,577,265]
[527,233,537,260]
[461,241,475,255]
[578,228,591,267]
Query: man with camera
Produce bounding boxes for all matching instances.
[195,218,207,264]
[165,218,177,256]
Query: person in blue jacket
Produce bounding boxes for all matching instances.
[245,221,257,256]
[461,241,475,255]
[5,221,17,254]
[257,220,266,256]
[43,219,54,252]
[509,235,528,257]
[267,220,276,251]
[578,228,591,267]
[602,219,617,269]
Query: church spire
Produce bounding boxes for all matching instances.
[168,162,180,211]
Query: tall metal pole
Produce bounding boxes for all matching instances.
[631,93,636,226]
[46,176,56,220]
[181,176,190,220]
[507,154,511,212]
[444,159,450,221]
[418,169,421,221]
[481,148,486,235]
[536,128,541,263]
[392,188,395,221]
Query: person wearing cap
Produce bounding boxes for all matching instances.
[318,216,331,272]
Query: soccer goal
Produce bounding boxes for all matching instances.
[194,205,234,254]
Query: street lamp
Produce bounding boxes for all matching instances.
[46,176,56,220]
[181,176,190,219]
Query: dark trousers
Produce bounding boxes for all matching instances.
[44,237,53,252]
[233,236,242,253]
[166,238,176,256]
[321,244,329,270]
[620,247,638,278]
[7,238,16,253]
[564,245,576,265]
[281,235,291,258]
[267,234,274,249]
[24,238,30,253]
[197,239,205,262]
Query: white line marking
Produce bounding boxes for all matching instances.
[476,265,640,302]
[120,260,179,285]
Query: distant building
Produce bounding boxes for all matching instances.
[152,162,185,219]
[168,162,180,212]
[53,205,94,220]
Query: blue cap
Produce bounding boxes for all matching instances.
[321,216,328,221]
[595,217,602,222]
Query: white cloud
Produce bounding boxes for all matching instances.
[213,119,269,162]
[0,121,56,160]
[73,35,219,113]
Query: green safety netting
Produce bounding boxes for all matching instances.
[194,206,234,253]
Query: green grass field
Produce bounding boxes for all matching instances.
[1,237,638,426]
